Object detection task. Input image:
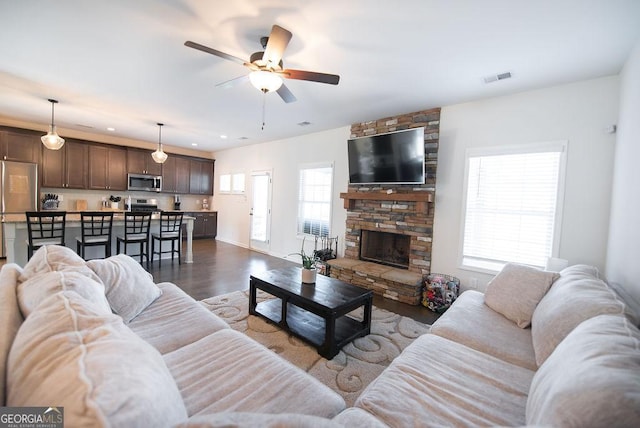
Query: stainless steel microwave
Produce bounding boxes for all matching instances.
[127,173,162,192]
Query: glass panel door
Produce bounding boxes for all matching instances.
[250,171,272,253]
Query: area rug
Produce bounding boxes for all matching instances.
[200,290,430,406]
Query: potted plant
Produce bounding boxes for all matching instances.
[109,195,121,210]
[289,237,317,284]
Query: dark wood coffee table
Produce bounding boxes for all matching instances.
[249,267,373,359]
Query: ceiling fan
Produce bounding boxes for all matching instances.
[185,25,340,104]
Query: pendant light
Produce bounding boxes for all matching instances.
[41,99,65,150]
[151,122,168,164]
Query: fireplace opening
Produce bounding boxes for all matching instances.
[360,230,410,269]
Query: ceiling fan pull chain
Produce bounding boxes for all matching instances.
[261,90,267,130]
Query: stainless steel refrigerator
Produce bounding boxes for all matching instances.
[1,161,38,257]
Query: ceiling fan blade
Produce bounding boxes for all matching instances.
[281,69,340,85]
[276,84,297,103]
[215,75,249,89]
[262,25,292,67]
[184,41,251,67]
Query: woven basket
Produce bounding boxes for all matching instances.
[422,273,460,313]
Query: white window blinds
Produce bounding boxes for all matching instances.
[461,142,566,271]
[297,164,333,237]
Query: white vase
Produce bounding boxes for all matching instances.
[111,202,119,209]
[301,268,316,284]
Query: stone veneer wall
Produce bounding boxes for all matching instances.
[330,108,440,305]
[344,108,440,275]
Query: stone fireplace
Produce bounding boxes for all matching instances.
[328,108,440,305]
[360,230,410,269]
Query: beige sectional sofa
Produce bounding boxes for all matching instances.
[335,263,640,427]
[3,245,639,427]
[0,245,345,427]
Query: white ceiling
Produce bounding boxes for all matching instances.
[0,0,638,153]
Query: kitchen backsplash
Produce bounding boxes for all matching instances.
[40,188,214,211]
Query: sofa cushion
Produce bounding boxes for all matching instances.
[353,334,535,427]
[531,267,632,366]
[128,282,230,354]
[163,328,345,418]
[87,254,162,323]
[7,291,188,427]
[0,264,24,406]
[18,244,102,284]
[431,290,537,370]
[178,412,342,428]
[332,408,389,428]
[527,315,640,427]
[484,262,559,328]
[17,270,111,317]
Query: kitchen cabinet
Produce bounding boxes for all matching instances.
[88,144,127,191]
[184,211,217,239]
[162,155,190,194]
[189,159,214,195]
[41,139,88,189]
[0,128,41,163]
[127,148,162,176]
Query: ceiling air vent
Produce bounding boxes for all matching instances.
[483,71,512,84]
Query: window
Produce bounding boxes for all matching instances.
[219,174,231,193]
[461,142,567,272]
[297,163,333,237]
[219,173,245,194]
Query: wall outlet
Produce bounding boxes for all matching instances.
[469,277,479,289]
[58,194,64,202]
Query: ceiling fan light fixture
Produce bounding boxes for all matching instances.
[151,123,168,164]
[249,70,283,92]
[41,99,65,150]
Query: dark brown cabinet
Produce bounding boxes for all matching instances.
[189,159,214,195]
[89,145,127,191]
[184,211,217,239]
[127,148,162,176]
[162,155,191,194]
[0,128,41,163]
[41,139,88,189]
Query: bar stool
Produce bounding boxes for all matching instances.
[151,211,183,266]
[25,211,67,260]
[116,211,151,268]
[76,211,113,260]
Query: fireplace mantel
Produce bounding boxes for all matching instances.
[339,191,434,213]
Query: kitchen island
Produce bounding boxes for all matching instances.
[2,212,195,266]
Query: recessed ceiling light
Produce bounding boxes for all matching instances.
[220,135,228,139]
[191,143,198,146]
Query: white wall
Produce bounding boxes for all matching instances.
[212,77,620,291]
[432,76,619,291]
[606,39,640,303]
[211,126,351,259]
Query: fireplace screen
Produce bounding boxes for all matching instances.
[360,230,410,269]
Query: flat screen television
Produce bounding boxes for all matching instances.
[348,127,425,185]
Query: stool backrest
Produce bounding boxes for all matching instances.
[159,211,183,236]
[124,211,152,238]
[26,211,66,246]
[80,212,113,241]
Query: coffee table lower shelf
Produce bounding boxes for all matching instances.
[253,299,368,359]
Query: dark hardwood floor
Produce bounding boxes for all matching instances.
[148,239,440,325]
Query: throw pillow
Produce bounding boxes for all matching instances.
[87,254,161,323]
[18,244,102,284]
[531,272,632,366]
[7,291,188,426]
[0,263,24,406]
[17,270,111,317]
[526,315,640,426]
[484,263,559,328]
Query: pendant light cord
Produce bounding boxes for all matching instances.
[261,89,267,131]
